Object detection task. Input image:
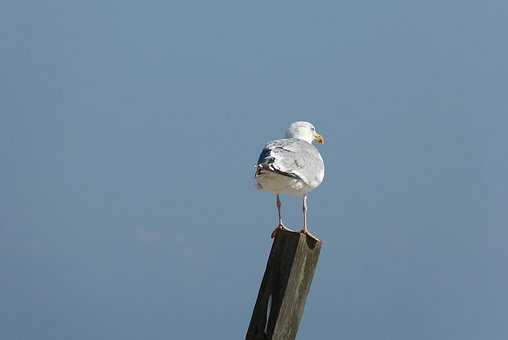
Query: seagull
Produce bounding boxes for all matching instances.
[255,121,325,241]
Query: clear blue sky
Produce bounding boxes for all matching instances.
[1,1,507,339]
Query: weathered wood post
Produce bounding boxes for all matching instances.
[246,229,322,340]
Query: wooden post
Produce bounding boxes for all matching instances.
[246,230,322,340]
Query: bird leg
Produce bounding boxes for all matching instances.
[271,194,295,238]
[300,194,320,242]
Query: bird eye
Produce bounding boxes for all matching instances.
[311,127,315,131]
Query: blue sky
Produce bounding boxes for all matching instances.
[1,1,507,339]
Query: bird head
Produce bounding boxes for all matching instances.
[285,121,325,145]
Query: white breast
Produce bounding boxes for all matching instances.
[255,171,312,196]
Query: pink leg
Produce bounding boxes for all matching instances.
[271,194,295,238]
[300,194,320,242]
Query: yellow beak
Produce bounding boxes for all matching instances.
[314,132,325,144]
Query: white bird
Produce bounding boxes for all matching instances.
[255,121,325,241]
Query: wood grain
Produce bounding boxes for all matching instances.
[246,230,322,340]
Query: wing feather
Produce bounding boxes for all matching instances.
[256,138,324,187]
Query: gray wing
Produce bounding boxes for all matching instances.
[257,138,324,187]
